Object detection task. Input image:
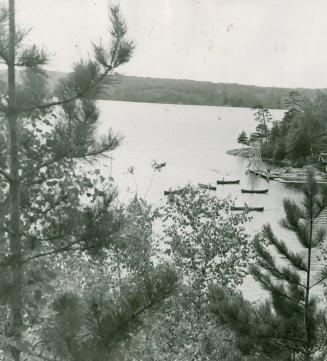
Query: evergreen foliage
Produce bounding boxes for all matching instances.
[237,130,249,147]
[0,3,177,361]
[96,74,323,109]
[251,105,272,144]
[42,265,178,361]
[122,186,255,361]
[210,172,327,361]
[124,286,247,361]
[261,91,327,165]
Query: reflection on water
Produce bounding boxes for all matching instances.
[96,100,325,302]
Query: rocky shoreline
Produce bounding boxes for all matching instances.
[227,148,327,183]
[226,148,252,158]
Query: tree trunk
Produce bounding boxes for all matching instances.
[303,207,313,361]
[8,0,23,360]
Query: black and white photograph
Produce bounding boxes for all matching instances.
[0,1,327,360]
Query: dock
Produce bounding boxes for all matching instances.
[246,143,277,180]
[274,177,327,185]
[248,169,277,180]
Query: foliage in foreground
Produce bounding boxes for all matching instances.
[42,265,178,361]
[157,185,253,291]
[124,287,246,361]
[121,186,255,361]
[0,3,180,360]
[210,173,327,361]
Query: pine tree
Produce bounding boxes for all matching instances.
[253,105,272,143]
[0,2,177,360]
[43,264,178,361]
[210,172,327,361]
[285,91,304,117]
[237,130,249,147]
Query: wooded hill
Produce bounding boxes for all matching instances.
[0,70,325,109]
[99,74,325,109]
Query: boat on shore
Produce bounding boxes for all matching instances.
[247,169,276,180]
[241,188,268,194]
[198,183,217,191]
[217,179,240,185]
[275,177,327,185]
[231,206,264,212]
[164,188,184,196]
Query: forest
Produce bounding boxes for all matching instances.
[237,92,327,168]
[98,74,324,109]
[0,1,327,361]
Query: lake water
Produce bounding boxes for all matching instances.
[96,100,324,301]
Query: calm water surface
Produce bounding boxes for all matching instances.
[96,100,323,301]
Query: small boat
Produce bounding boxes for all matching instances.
[154,162,167,170]
[231,206,264,212]
[217,179,240,185]
[248,170,277,180]
[198,183,217,191]
[241,188,268,194]
[164,189,184,196]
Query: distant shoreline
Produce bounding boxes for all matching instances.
[98,74,324,110]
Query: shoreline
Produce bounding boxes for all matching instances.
[227,148,327,184]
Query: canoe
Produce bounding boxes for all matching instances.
[198,183,217,191]
[154,162,166,170]
[231,206,264,212]
[241,188,268,194]
[164,189,184,196]
[217,179,240,185]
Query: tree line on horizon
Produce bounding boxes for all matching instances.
[98,74,324,109]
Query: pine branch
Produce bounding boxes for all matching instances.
[282,199,304,230]
[312,227,326,248]
[22,226,119,263]
[251,265,305,305]
[15,44,48,67]
[23,243,98,263]
[14,7,134,115]
[254,240,306,288]
[21,131,117,182]
[309,268,327,289]
[98,267,178,354]
[271,340,303,354]
[17,63,113,114]
[263,224,308,271]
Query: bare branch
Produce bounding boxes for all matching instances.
[0,167,13,182]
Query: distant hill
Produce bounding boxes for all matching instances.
[99,74,326,109]
[0,70,325,109]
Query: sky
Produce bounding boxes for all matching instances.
[13,0,327,88]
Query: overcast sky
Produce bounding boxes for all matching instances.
[15,0,327,88]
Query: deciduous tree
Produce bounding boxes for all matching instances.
[157,186,253,292]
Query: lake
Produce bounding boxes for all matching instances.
[96,100,323,301]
